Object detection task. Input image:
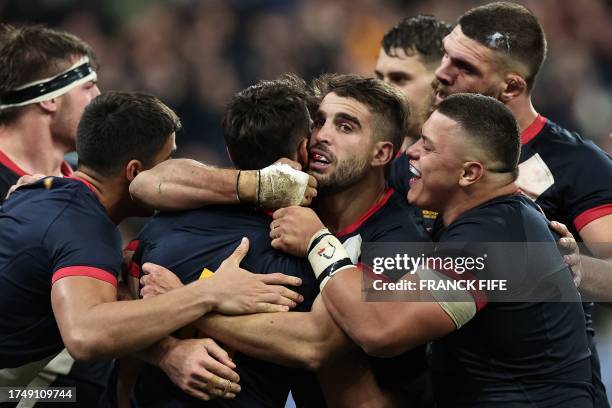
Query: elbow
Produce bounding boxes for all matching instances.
[353,326,414,358]
[128,174,149,204]
[300,349,323,372]
[63,328,109,362]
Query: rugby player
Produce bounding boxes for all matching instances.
[115,76,324,407]
[0,91,302,393]
[0,25,97,200]
[133,73,432,407]
[267,93,594,407]
[375,15,450,150]
[427,3,612,405]
[0,24,107,406]
[376,15,451,233]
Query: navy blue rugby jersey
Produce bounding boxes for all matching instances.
[0,177,121,369]
[518,115,612,408]
[0,150,73,204]
[128,203,319,408]
[517,115,612,238]
[332,188,432,395]
[431,194,592,408]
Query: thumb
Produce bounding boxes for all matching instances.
[142,262,166,275]
[228,237,249,265]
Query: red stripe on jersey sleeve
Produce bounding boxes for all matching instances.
[52,266,118,287]
[574,203,612,232]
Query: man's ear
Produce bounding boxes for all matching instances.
[39,98,59,114]
[297,137,309,167]
[459,161,484,187]
[126,159,145,182]
[500,73,527,104]
[371,140,394,168]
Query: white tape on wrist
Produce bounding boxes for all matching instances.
[307,229,353,289]
[258,163,310,209]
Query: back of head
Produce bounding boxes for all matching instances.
[223,75,313,170]
[437,93,520,179]
[313,73,410,156]
[382,15,452,66]
[0,24,95,125]
[458,2,546,91]
[77,91,181,177]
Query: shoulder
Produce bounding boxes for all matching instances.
[533,120,611,163]
[366,190,429,242]
[442,195,541,242]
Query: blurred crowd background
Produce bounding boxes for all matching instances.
[2,0,612,402]
[1,0,611,164]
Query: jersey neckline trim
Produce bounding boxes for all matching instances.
[520,114,547,145]
[336,188,395,237]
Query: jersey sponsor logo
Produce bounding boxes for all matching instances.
[422,210,438,219]
[517,153,554,200]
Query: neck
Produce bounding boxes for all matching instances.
[0,111,71,176]
[506,94,538,133]
[442,180,518,227]
[317,171,387,234]
[73,169,130,225]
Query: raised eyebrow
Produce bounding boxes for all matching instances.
[335,112,361,128]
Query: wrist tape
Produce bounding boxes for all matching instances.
[307,228,353,290]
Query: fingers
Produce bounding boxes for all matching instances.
[202,339,237,370]
[141,262,169,275]
[258,280,304,304]
[301,176,318,206]
[550,220,572,238]
[272,207,287,220]
[254,302,290,313]
[258,272,302,287]
[199,374,241,398]
[225,237,250,266]
[200,354,240,385]
[308,174,317,189]
[559,237,578,252]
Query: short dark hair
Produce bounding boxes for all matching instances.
[313,73,409,156]
[382,15,452,65]
[0,24,96,125]
[77,91,181,176]
[223,75,313,170]
[437,93,520,179]
[459,2,547,90]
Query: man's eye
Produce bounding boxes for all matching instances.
[337,123,352,133]
[313,119,325,129]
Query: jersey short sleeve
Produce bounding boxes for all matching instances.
[558,140,612,231]
[44,191,121,287]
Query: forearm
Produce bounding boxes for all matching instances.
[54,279,216,360]
[321,268,453,357]
[129,159,256,211]
[195,305,351,371]
[132,336,177,366]
[579,255,612,300]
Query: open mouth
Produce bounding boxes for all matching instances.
[309,148,333,171]
[409,163,421,187]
